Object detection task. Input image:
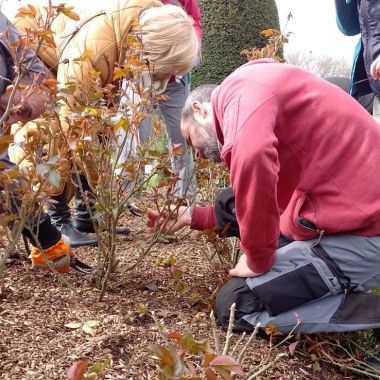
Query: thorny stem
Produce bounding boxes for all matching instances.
[210,310,221,355]
[223,302,236,355]
[237,322,261,364]
[319,347,380,379]
[98,221,117,300]
[230,332,246,357]
[122,232,161,272]
[270,318,300,351]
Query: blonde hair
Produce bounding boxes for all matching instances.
[138,4,199,77]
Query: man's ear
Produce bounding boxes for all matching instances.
[191,100,202,114]
[191,101,209,118]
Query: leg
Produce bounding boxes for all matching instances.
[216,234,380,333]
[72,175,130,235]
[325,76,375,114]
[47,183,98,247]
[158,80,195,198]
[0,153,71,272]
[24,213,71,273]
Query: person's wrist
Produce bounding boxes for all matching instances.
[184,206,192,226]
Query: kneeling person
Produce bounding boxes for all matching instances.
[147,59,380,334]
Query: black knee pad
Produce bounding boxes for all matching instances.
[216,277,264,332]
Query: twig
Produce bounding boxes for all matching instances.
[238,322,261,364]
[222,302,236,355]
[245,353,286,380]
[230,332,246,357]
[210,310,221,355]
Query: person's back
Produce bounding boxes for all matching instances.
[212,59,380,244]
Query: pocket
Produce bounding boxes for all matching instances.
[246,242,342,317]
[251,263,331,316]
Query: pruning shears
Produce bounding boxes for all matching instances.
[127,203,145,217]
[69,256,96,274]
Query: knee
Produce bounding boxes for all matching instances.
[216,277,259,332]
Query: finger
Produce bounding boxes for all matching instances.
[147,208,160,220]
[146,217,155,228]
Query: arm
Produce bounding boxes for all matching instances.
[227,96,280,274]
[334,0,360,36]
[0,13,46,83]
[0,13,47,123]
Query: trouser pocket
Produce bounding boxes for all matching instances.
[246,241,343,316]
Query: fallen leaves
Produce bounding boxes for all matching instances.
[65,320,100,337]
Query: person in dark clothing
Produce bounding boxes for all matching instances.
[335,0,380,122]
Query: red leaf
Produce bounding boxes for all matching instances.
[209,355,244,376]
[67,360,88,380]
[168,331,183,343]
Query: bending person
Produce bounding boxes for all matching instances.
[10,1,199,245]
[148,59,380,334]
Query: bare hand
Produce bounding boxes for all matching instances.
[146,206,192,234]
[229,253,262,278]
[0,87,48,124]
[371,56,380,80]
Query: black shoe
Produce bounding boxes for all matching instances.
[58,222,98,248]
[73,218,130,236]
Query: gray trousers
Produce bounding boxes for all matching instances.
[214,188,380,333]
[139,80,195,198]
[217,235,380,334]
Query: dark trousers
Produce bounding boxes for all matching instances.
[1,152,60,249]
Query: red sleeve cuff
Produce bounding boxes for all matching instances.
[190,205,217,230]
[245,249,275,274]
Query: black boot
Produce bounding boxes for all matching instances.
[47,185,98,248]
[72,175,130,236]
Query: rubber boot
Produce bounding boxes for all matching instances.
[47,184,98,247]
[22,213,71,273]
[72,175,130,235]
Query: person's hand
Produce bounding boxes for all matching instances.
[370,56,380,80]
[146,206,192,234]
[0,87,48,124]
[229,253,262,278]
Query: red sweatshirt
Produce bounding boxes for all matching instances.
[191,59,380,274]
[161,0,202,39]
[162,0,202,82]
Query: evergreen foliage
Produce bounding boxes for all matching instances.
[192,0,280,86]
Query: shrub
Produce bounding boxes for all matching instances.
[192,0,280,86]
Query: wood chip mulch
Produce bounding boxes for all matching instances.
[0,216,356,379]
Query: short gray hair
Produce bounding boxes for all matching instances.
[182,84,218,120]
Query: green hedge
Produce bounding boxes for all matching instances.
[192,0,280,86]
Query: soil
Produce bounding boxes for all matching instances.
[0,215,361,379]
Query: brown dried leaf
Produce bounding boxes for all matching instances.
[67,360,89,380]
[289,341,299,356]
